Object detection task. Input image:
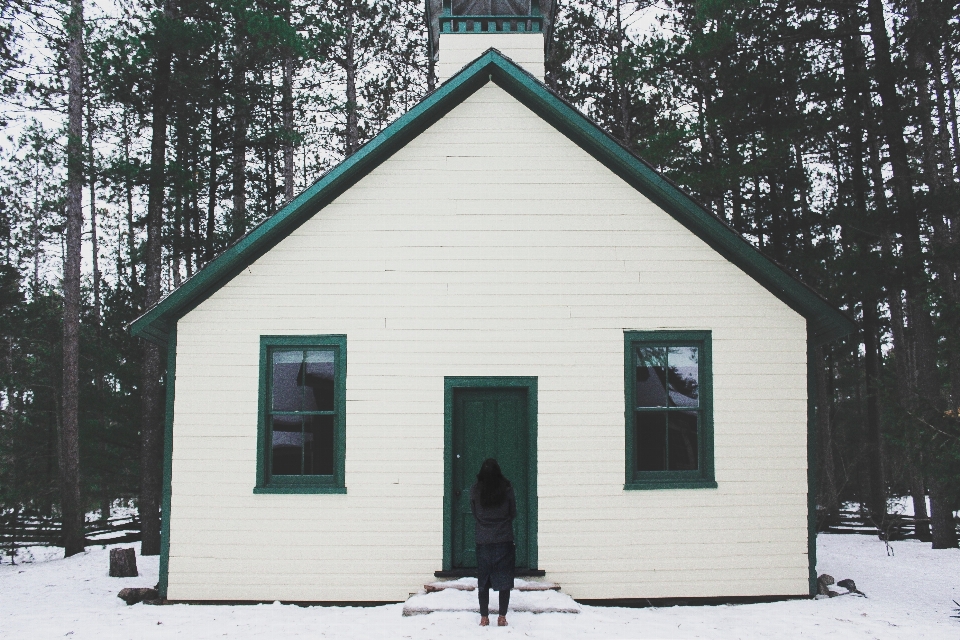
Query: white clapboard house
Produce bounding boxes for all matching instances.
[131,1,853,604]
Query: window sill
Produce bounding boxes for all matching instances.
[254,486,347,495]
[624,479,718,491]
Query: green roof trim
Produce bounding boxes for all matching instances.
[130,49,854,346]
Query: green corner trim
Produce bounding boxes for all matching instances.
[623,330,716,490]
[129,49,854,348]
[442,376,538,572]
[158,325,177,598]
[807,332,818,597]
[254,335,347,494]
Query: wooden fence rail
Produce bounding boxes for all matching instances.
[821,504,959,541]
[0,509,141,552]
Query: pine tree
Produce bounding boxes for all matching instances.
[140,0,179,556]
[60,0,86,557]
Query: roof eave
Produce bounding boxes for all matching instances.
[129,48,855,347]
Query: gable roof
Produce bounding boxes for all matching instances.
[130,49,855,347]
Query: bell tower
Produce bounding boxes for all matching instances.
[426,0,556,83]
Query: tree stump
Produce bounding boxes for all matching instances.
[109,548,138,577]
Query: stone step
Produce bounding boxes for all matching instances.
[403,578,580,616]
[424,577,561,593]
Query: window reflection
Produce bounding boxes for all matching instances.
[668,411,698,470]
[271,414,303,475]
[632,340,703,476]
[272,351,303,411]
[302,351,335,411]
[635,411,666,471]
[635,347,667,407]
[269,348,337,477]
[667,346,699,408]
[303,415,335,475]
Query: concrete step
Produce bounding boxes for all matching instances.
[403,578,580,616]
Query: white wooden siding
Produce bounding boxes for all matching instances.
[438,33,544,81]
[169,82,809,602]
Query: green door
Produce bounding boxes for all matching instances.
[452,387,530,569]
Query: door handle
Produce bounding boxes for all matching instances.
[455,490,462,497]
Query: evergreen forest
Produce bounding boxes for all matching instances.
[0,0,958,557]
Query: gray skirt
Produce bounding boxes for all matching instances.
[476,541,515,592]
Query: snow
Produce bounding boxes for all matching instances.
[1,534,958,639]
[81,502,136,524]
[404,578,580,615]
[857,495,958,520]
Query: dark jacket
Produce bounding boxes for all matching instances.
[470,483,517,545]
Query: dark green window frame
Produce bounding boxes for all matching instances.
[255,335,347,494]
[624,330,717,490]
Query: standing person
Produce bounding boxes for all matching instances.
[470,458,517,627]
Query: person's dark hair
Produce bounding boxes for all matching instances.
[476,458,511,507]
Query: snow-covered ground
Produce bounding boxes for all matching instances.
[1,534,957,639]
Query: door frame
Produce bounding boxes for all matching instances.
[442,376,538,572]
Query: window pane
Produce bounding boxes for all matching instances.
[272,350,303,411]
[303,415,335,475]
[302,350,335,412]
[635,411,666,471]
[271,415,303,475]
[667,346,699,408]
[635,347,667,407]
[668,411,699,470]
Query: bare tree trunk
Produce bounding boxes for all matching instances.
[87,96,100,322]
[909,19,960,530]
[930,53,954,178]
[205,42,220,263]
[60,0,85,558]
[862,299,886,520]
[231,26,248,241]
[282,51,295,202]
[99,494,110,525]
[188,166,197,277]
[87,75,108,534]
[45,398,56,517]
[123,108,137,289]
[884,266,912,408]
[929,478,958,548]
[344,5,359,155]
[425,0,435,92]
[140,0,176,557]
[908,463,931,541]
[266,83,277,215]
[172,111,184,289]
[614,0,630,147]
[793,142,813,255]
[840,22,887,522]
[815,346,840,528]
[31,163,40,295]
[866,0,953,548]
[867,0,939,409]
[945,57,960,178]
[918,15,960,436]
